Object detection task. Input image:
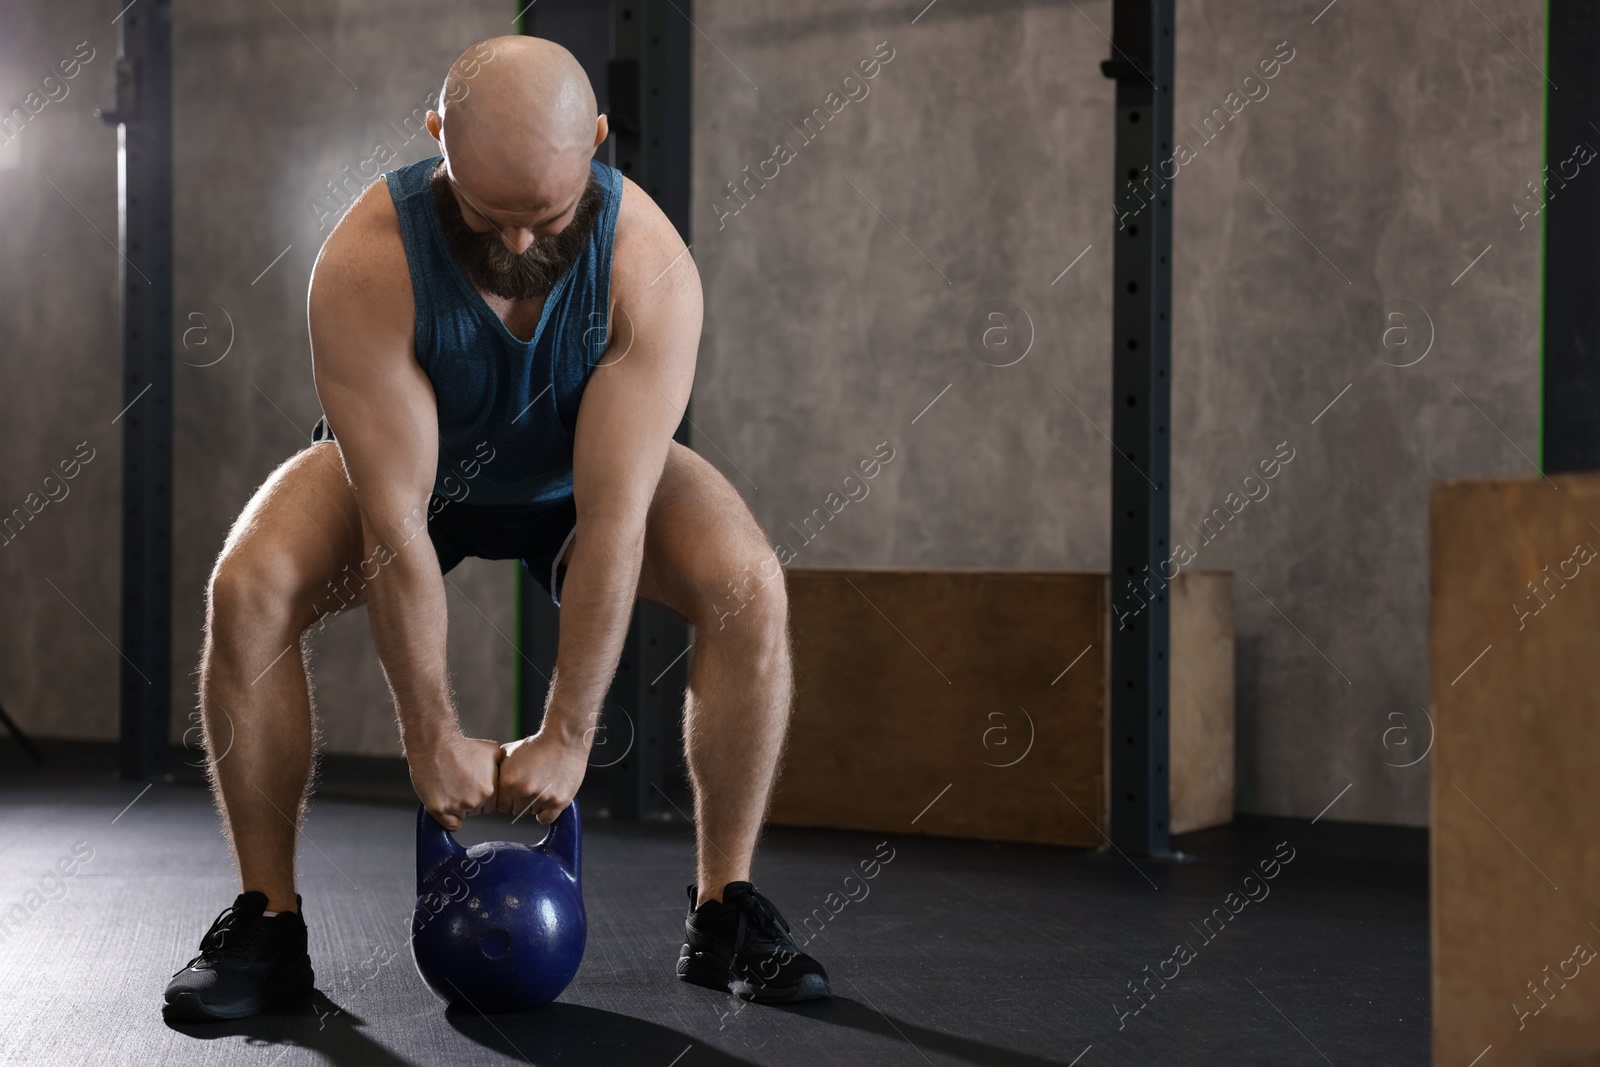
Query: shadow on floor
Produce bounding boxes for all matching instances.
[447,997,1072,1067]
[163,988,1075,1067]
[446,1003,763,1065]
[776,997,1076,1067]
[164,992,425,1067]
[164,991,764,1067]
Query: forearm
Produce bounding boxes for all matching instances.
[543,508,647,742]
[361,527,457,752]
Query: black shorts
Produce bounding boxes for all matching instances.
[312,416,576,605]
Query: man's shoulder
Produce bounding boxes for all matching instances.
[610,173,699,303]
[311,177,411,309]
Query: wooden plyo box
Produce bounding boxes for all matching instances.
[767,569,1234,847]
[1432,474,1600,1065]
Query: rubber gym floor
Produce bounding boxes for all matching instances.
[0,742,1426,1067]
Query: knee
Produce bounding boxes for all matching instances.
[698,551,788,647]
[207,549,307,641]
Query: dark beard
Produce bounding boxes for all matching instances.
[431,164,603,302]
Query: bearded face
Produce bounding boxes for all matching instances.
[431,165,603,302]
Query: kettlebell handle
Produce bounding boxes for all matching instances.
[415,805,468,896]
[541,798,582,884]
[414,800,582,894]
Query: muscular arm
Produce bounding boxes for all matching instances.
[308,193,500,830]
[498,181,701,822]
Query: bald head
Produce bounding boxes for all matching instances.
[427,37,606,242]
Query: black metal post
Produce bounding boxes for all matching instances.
[518,0,694,820]
[1102,0,1174,857]
[101,0,174,780]
[1541,0,1600,472]
[514,0,608,752]
[608,0,693,242]
[602,0,693,820]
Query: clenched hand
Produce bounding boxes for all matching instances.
[497,729,593,825]
[408,731,504,832]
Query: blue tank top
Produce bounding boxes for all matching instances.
[382,154,623,508]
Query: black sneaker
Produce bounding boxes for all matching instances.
[163,891,315,1021]
[677,881,830,1003]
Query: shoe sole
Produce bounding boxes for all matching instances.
[676,944,831,1004]
[163,959,316,1022]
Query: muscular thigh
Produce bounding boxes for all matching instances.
[212,441,370,632]
[634,443,783,629]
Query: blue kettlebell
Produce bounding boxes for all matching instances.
[410,800,586,1013]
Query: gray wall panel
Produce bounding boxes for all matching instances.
[0,1,517,758]
[1,0,1547,827]
[688,0,1544,826]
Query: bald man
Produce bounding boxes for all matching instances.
[163,37,828,1021]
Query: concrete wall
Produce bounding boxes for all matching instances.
[0,3,122,750]
[1,0,1547,826]
[689,0,1545,826]
[0,1,518,757]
